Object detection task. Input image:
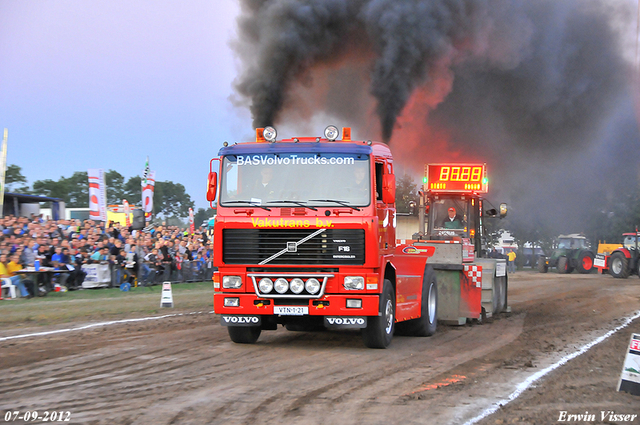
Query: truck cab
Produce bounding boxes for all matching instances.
[207,126,438,348]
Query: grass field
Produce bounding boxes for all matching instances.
[0,281,214,329]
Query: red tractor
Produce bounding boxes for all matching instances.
[606,233,640,279]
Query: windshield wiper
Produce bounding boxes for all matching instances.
[266,200,318,211]
[223,200,271,211]
[308,199,361,211]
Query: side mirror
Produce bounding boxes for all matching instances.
[408,201,416,215]
[206,172,217,202]
[485,203,508,218]
[499,203,507,218]
[382,174,396,205]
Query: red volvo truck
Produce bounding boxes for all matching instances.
[206,126,508,347]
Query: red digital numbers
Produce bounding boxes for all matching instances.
[437,166,482,182]
[428,164,487,193]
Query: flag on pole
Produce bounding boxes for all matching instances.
[142,170,156,222]
[88,169,107,221]
[143,156,150,186]
[123,199,131,227]
[188,207,194,234]
[0,129,8,218]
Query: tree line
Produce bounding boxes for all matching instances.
[3,164,215,221]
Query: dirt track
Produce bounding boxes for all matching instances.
[1,271,639,425]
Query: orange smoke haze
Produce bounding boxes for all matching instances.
[390,77,464,176]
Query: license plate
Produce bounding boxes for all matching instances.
[274,306,308,315]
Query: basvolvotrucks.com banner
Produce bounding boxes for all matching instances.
[235,154,356,167]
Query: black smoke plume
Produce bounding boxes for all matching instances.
[232,0,638,238]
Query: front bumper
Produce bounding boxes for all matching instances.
[214,293,380,316]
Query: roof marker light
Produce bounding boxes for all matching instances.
[263,126,277,142]
[324,125,339,141]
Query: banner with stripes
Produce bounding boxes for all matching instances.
[88,169,107,221]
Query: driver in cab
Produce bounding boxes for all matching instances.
[441,207,465,229]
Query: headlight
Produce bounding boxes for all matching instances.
[263,126,277,142]
[259,278,273,293]
[305,278,320,294]
[274,278,289,294]
[344,276,364,290]
[290,278,304,294]
[222,276,242,289]
[324,125,339,141]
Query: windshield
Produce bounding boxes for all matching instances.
[557,238,587,249]
[428,197,469,237]
[219,153,371,207]
[623,235,638,249]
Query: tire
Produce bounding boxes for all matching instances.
[362,279,395,349]
[537,257,548,273]
[609,252,630,279]
[576,251,595,274]
[228,326,261,344]
[557,257,569,274]
[494,274,508,314]
[397,268,438,337]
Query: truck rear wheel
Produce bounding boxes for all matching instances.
[362,279,395,349]
[609,252,630,279]
[537,257,548,273]
[397,267,437,337]
[576,251,595,274]
[557,257,569,274]
[228,326,261,344]
[494,274,508,314]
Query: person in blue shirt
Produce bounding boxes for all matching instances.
[90,246,110,263]
[51,246,70,288]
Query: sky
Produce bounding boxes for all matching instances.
[1,0,639,234]
[0,0,250,210]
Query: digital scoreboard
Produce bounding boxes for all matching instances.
[424,163,488,193]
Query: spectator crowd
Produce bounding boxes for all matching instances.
[0,214,214,299]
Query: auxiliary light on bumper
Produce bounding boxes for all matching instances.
[224,297,239,307]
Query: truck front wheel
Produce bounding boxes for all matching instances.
[362,279,395,349]
[228,326,261,344]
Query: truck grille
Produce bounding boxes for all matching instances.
[223,228,365,265]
